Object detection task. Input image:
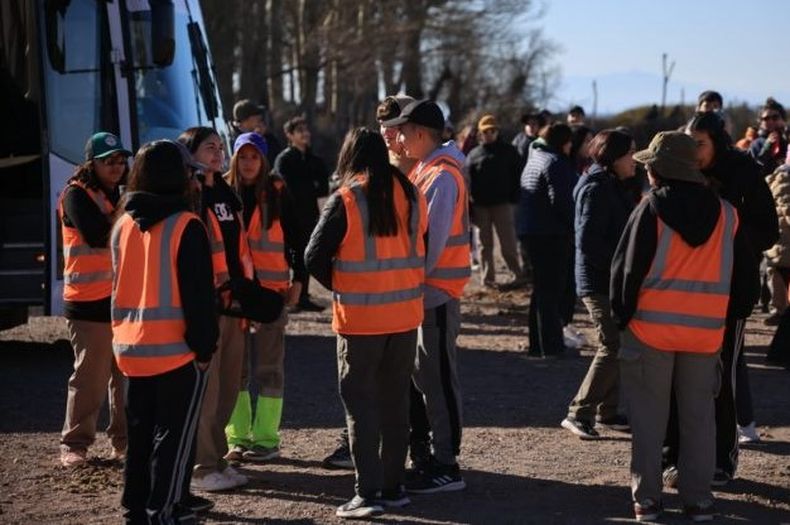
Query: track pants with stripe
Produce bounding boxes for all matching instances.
[122,361,207,524]
[411,299,463,465]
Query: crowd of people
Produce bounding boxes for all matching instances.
[54,90,789,523]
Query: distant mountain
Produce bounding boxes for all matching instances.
[553,70,790,116]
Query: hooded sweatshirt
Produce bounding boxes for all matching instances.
[122,192,218,362]
[610,180,754,329]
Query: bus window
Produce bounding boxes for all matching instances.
[41,0,118,164]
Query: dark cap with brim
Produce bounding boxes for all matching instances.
[85,132,132,161]
[381,100,445,131]
[633,131,707,185]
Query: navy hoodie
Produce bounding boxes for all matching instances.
[573,164,635,297]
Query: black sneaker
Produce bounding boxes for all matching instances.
[634,499,663,522]
[183,493,214,513]
[711,469,732,487]
[322,441,354,470]
[596,414,631,433]
[376,487,411,508]
[561,417,600,440]
[335,495,383,519]
[684,500,717,522]
[405,460,466,494]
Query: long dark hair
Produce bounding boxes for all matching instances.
[126,140,189,197]
[225,146,280,229]
[178,126,219,156]
[685,112,732,163]
[539,122,573,153]
[336,127,417,237]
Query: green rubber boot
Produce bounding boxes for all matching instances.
[225,391,252,447]
[251,396,283,449]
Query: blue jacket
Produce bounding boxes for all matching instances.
[573,163,634,297]
[516,141,576,236]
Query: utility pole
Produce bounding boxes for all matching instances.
[661,53,675,116]
[591,79,598,128]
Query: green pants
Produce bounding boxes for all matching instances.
[226,312,287,448]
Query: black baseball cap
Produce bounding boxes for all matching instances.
[381,100,445,131]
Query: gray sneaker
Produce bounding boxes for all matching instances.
[242,445,280,462]
[335,495,383,519]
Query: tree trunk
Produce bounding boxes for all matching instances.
[267,0,285,110]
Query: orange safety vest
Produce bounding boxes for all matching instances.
[331,177,428,335]
[247,183,290,293]
[409,153,470,298]
[111,211,200,377]
[58,180,115,301]
[204,207,254,288]
[629,200,738,353]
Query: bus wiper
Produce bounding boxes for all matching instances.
[186,21,218,122]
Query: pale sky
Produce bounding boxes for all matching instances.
[533,0,790,114]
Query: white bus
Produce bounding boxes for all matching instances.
[0,0,228,328]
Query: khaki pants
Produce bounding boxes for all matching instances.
[567,295,620,422]
[620,329,718,506]
[194,315,245,476]
[337,329,417,497]
[472,204,522,285]
[242,311,287,397]
[61,320,127,452]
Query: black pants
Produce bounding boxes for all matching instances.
[663,316,751,477]
[768,307,790,365]
[521,234,573,356]
[123,361,207,524]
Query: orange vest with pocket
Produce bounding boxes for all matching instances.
[247,182,290,293]
[58,180,115,301]
[629,200,738,353]
[409,154,470,298]
[331,176,428,335]
[111,211,201,377]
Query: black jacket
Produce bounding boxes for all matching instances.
[465,140,522,206]
[273,146,330,232]
[123,192,218,362]
[573,164,635,297]
[61,183,120,322]
[610,181,755,329]
[516,141,576,236]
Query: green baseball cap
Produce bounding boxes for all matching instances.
[633,131,706,184]
[84,132,132,161]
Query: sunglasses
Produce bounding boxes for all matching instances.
[761,114,781,121]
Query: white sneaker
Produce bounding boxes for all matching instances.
[563,326,587,349]
[190,471,239,492]
[738,422,760,444]
[221,465,249,486]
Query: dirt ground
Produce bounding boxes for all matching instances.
[1,274,789,524]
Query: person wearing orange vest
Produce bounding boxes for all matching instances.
[177,127,256,493]
[223,132,305,462]
[111,140,218,524]
[611,132,747,523]
[306,127,428,519]
[58,132,130,467]
[382,100,470,494]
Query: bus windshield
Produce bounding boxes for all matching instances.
[126,3,225,146]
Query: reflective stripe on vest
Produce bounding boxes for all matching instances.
[629,200,737,353]
[248,200,290,292]
[59,180,115,301]
[331,179,427,334]
[111,212,197,376]
[409,154,471,297]
[205,208,254,288]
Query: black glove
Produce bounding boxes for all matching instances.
[230,277,284,323]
